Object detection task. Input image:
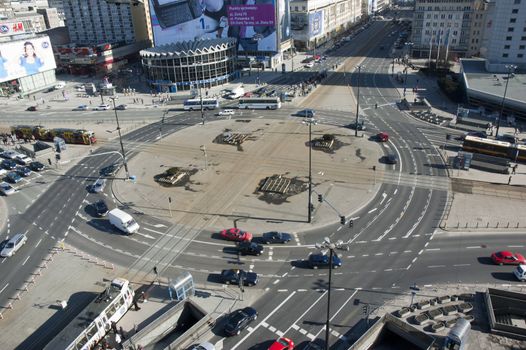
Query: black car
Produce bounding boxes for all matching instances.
[297,109,316,118]
[348,121,366,131]
[1,159,17,170]
[224,307,258,336]
[237,241,264,256]
[261,231,292,244]
[94,200,109,217]
[308,253,342,269]
[29,161,45,171]
[16,166,31,177]
[100,164,119,177]
[220,269,259,286]
[385,153,398,164]
[26,106,37,111]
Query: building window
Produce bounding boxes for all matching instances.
[520,45,525,49]
[507,36,513,41]
[519,54,524,58]
[504,45,511,49]
[510,18,517,23]
[294,6,297,11]
[514,0,520,4]
[512,9,519,13]
[503,53,509,57]
[522,36,526,40]
[508,27,515,32]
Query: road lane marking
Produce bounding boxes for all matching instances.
[428,265,445,268]
[508,245,524,248]
[142,227,165,235]
[466,246,480,249]
[231,291,296,350]
[0,283,8,294]
[22,256,30,265]
[368,208,377,214]
[453,264,471,267]
[425,248,440,251]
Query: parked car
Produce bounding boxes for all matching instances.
[16,166,31,177]
[261,231,292,244]
[491,251,526,265]
[115,104,127,110]
[29,161,45,171]
[220,269,259,286]
[191,342,216,350]
[94,104,110,111]
[91,178,107,193]
[217,109,235,116]
[0,233,27,257]
[73,105,88,111]
[6,171,22,183]
[100,164,119,177]
[224,307,258,336]
[1,150,20,160]
[0,182,15,196]
[1,159,17,170]
[308,253,342,269]
[220,228,252,242]
[26,106,37,111]
[237,241,264,256]
[269,337,295,350]
[93,199,109,217]
[14,154,32,165]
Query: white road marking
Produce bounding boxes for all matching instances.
[0,283,8,294]
[22,256,30,265]
[368,208,377,214]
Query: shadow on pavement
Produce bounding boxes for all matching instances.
[477,257,495,265]
[490,272,517,281]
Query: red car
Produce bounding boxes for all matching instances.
[268,337,294,350]
[377,132,389,142]
[220,228,253,242]
[491,251,526,265]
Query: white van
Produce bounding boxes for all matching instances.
[514,265,526,281]
[108,208,139,235]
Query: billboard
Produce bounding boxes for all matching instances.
[149,0,279,52]
[0,37,57,83]
[278,0,291,42]
[309,10,323,37]
[0,21,26,36]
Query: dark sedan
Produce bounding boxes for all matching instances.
[348,121,366,131]
[1,159,17,170]
[220,269,259,286]
[5,171,22,183]
[237,241,264,256]
[262,231,292,244]
[29,161,45,171]
[16,166,31,177]
[94,200,109,217]
[100,164,119,177]
[224,307,258,336]
[308,253,342,269]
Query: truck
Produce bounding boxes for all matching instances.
[108,208,139,235]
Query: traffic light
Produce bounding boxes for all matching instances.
[349,220,354,228]
[310,203,314,212]
[446,134,451,140]
[340,216,346,225]
[318,194,323,203]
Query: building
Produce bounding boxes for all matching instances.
[147,0,291,69]
[140,38,237,92]
[36,7,61,29]
[411,0,483,61]
[290,0,365,50]
[58,0,152,75]
[0,34,58,96]
[47,0,65,26]
[479,0,526,71]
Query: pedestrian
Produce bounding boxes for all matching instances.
[508,175,512,185]
[133,299,141,311]
[89,99,92,105]
[111,321,117,334]
[119,326,126,340]
[513,164,518,174]
[134,323,138,334]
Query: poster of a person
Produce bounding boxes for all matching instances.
[19,41,43,75]
[201,0,229,38]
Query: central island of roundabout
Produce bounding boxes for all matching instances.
[112,117,386,235]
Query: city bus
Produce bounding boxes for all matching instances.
[43,278,134,350]
[237,97,282,110]
[462,135,511,159]
[183,98,219,111]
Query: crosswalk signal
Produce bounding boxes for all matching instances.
[340,216,346,225]
[362,305,368,315]
[349,220,354,228]
[318,194,323,203]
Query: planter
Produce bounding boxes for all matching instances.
[446,318,459,328]
[396,307,411,318]
[428,308,443,320]
[458,302,473,314]
[459,293,474,302]
[417,300,431,310]
[438,295,451,304]
[414,313,431,325]
[442,305,458,316]
[431,321,446,333]
[451,295,459,302]
[463,315,475,323]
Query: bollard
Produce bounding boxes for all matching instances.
[507,222,510,228]
[15,292,21,300]
[457,222,460,228]
[487,222,489,228]
[110,263,114,270]
[29,276,35,284]
[476,222,479,228]
[496,222,499,228]
[465,223,468,228]
[23,284,29,291]
[7,302,13,309]
[518,222,520,228]
[0,312,3,319]
[36,268,42,276]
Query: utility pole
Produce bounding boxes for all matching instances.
[495,64,517,138]
[109,96,129,179]
[354,65,363,137]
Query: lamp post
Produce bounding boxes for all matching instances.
[495,64,517,138]
[159,109,168,140]
[194,61,205,125]
[109,96,130,179]
[354,65,363,137]
[405,41,414,65]
[402,67,408,97]
[303,118,317,223]
[315,237,337,350]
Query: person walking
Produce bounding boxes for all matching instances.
[508,175,512,185]
[512,164,518,174]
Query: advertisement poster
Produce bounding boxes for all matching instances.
[149,0,280,52]
[0,37,57,83]
[309,10,323,37]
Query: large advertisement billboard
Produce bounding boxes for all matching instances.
[149,0,281,52]
[0,37,57,83]
[309,10,323,37]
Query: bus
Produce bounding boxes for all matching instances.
[183,98,219,111]
[238,97,282,110]
[44,278,134,350]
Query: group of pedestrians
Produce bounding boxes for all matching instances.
[296,71,328,97]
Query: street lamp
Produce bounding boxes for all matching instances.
[303,118,318,223]
[194,61,205,125]
[495,64,517,138]
[404,41,414,65]
[315,237,337,350]
[159,109,168,140]
[354,65,364,137]
[402,67,408,97]
[109,96,130,179]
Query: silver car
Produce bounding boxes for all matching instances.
[92,178,107,193]
[0,233,27,257]
[0,181,15,196]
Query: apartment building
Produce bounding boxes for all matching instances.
[411,0,482,60]
[479,0,526,70]
[291,0,365,50]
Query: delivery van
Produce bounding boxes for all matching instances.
[108,208,139,235]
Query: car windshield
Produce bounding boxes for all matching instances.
[278,339,289,345]
[6,242,14,248]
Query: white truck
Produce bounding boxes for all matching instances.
[108,208,139,235]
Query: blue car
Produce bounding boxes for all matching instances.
[16,166,31,177]
[6,171,22,183]
[308,253,342,269]
[1,159,17,170]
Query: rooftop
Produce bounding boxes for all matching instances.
[140,38,237,57]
